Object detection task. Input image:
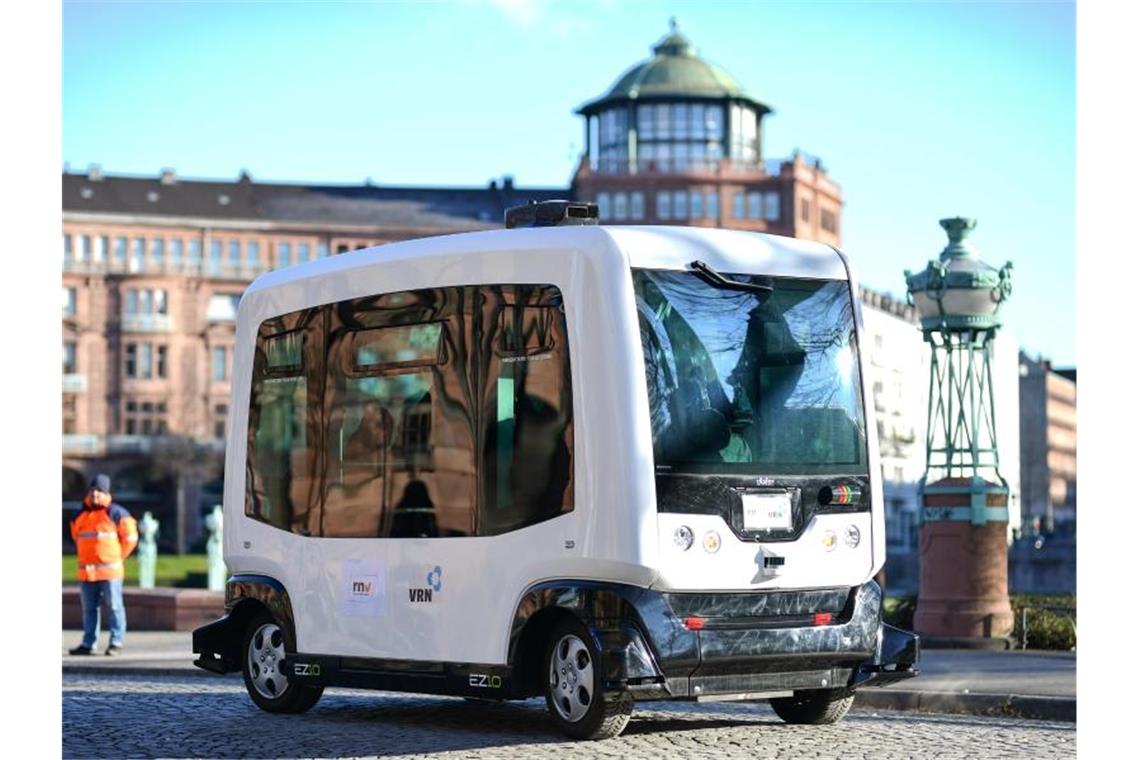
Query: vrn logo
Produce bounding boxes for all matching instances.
[409,565,443,603]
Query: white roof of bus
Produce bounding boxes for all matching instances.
[243,225,848,302]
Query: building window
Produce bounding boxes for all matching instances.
[707,190,719,220]
[228,240,241,268]
[596,192,611,221]
[209,240,222,274]
[613,192,628,221]
[630,192,645,220]
[317,242,329,259]
[113,236,127,266]
[124,400,167,436]
[63,394,77,435]
[124,342,165,379]
[188,239,202,267]
[212,346,228,381]
[63,234,73,261]
[656,192,671,220]
[689,190,703,219]
[276,242,292,269]
[764,191,781,222]
[124,288,168,317]
[243,241,259,269]
[672,190,688,220]
[63,341,77,374]
[131,238,145,272]
[170,239,183,267]
[207,293,242,321]
[213,403,228,440]
[95,236,108,262]
[297,243,311,263]
[139,343,153,378]
[733,192,745,219]
[151,238,165,268]
[748,191,762,220]
[801,198,812,223]
[79,236,92,263]
[821,208,838,234]
[63,287,77,316]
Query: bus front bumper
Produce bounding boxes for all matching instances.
[607,580,919,699]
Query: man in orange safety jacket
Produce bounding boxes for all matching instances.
[68,474,138,656]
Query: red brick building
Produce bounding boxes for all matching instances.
[61,25,845,551]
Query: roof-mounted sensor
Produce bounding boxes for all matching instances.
[505,200,598,229]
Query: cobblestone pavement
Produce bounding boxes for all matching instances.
[63,673,1075,759]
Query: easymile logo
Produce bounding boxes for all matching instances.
[409,565,443,603]
[469,673,502,689]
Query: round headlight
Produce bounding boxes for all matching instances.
[844,524,861,549]
[673,525,694,551]
[702,530,722,554]
[821,530,838,552]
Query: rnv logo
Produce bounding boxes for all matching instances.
[352,581,373,596]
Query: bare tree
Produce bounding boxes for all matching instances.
[145,435,224,554]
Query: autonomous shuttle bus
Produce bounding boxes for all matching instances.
[193,202,918,740]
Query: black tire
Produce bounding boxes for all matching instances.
[542,618,632,740]
[240,610,323,714]
[769,688,855,725]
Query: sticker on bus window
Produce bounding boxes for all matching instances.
[353,323,443,370]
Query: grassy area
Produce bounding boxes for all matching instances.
[884,594,1076,650]
[62,554,211,588]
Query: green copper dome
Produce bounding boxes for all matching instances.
[577,21,770,115]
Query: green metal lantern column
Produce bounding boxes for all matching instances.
[905,218,1014,640]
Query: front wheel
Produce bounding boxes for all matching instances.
[769,688,854,725]
[241,611,323,714]
[543,619,632,740]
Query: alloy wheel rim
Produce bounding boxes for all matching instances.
[248,622,287,700]
[549,634,594,722]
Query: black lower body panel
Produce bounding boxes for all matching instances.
[631,580,919,699]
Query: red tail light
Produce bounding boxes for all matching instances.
[683,616,706,631]
[813,612,833,626]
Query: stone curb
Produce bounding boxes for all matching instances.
[63,663,1075,723]
[855,689,1075,722]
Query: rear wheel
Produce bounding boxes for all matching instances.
[543,618,632,740]
[769,688,854,725]
[241,611,323,714]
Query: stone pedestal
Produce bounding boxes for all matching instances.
[914,477,1013,639]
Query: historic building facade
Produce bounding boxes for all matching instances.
[62,25,1032,563]
[62,169,563,548]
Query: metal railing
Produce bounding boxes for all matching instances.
[63,258,271,281]
[121,314,173,333]
[62,374,87,393]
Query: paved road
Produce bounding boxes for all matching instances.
[63,672,1075,759]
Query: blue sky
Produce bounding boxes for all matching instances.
[63,0,1075,365]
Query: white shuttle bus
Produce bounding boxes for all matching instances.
[194,201,918,740]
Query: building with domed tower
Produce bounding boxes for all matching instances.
[572,21,842,245]
[61,22,1037,583]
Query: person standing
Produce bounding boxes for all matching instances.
[68,474,138,656]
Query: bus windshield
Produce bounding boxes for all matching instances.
[632,268,868,476]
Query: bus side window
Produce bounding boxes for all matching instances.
[478,285,574,536]
[245,309,323,535]
[320,287,477,538]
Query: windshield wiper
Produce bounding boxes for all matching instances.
[689,260,774,295]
